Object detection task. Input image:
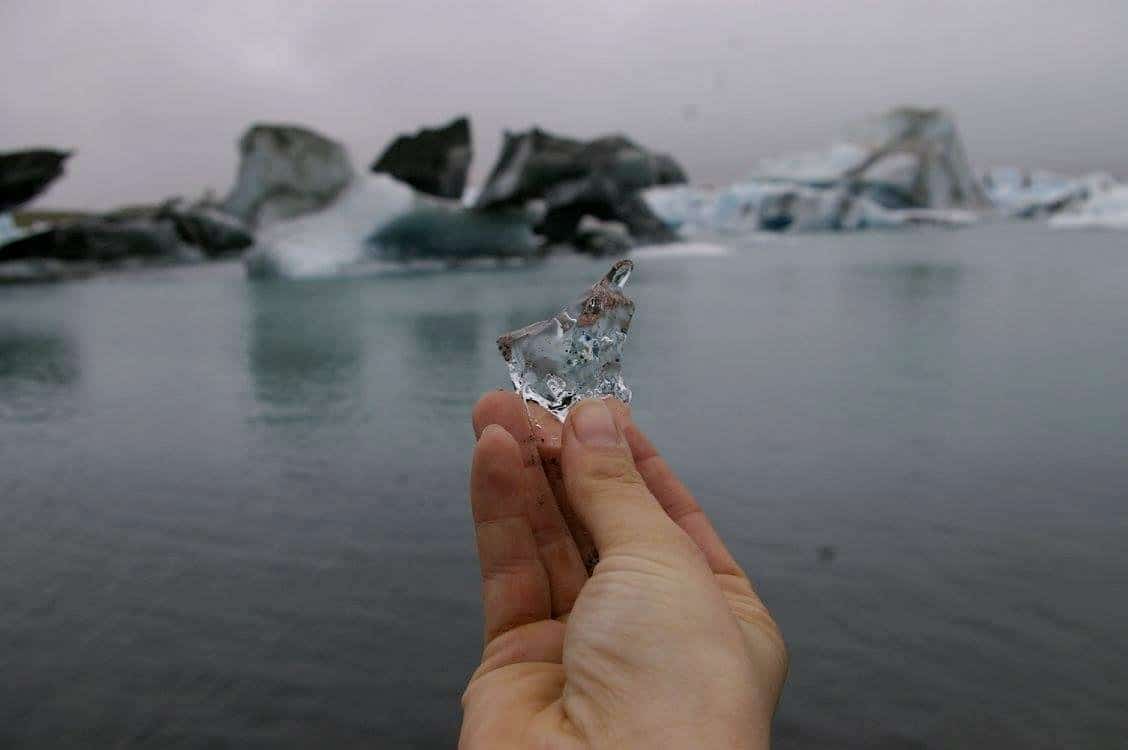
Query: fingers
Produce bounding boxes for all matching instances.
[470,425,552,643]
[472,393,587,615]
[474,391,599,572]
[560,399,690,561]
[615,413,745,578]
[474,392,744,581]
[473,391,561,452]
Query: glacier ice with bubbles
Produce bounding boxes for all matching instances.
[498,260,635,419]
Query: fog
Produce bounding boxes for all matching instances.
[3,0,1125,209]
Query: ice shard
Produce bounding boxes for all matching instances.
[498,260,635,420]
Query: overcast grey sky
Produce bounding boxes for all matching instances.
[3,0,1125,210]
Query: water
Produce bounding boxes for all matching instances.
[1,223,1125,748]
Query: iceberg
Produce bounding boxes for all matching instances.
[642,107,986,236]
[0,149,71,212]
[497,260,634,419]
[755,142,870,186]
[244,175,544,278]
[223,124,354,228]
[475,127,683,249]
[244,174,416,278]
[983,167,1117,218]
[572,215,632,256]
[370,116,472,200]
[755,107,989,211]
[643,182,978,236]
[371,202,541,262]
[1048,184,1128,230]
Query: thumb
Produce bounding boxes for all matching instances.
[561,399,687,559]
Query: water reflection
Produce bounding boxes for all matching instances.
[410,312,481,359]
[840,262,966,363]
[405,311,483,405]
[0,324,80,421]
[845,261,965,310]
[244,281,365,420]
[0,327,80,385]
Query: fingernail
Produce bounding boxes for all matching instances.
[571,399,620,447]
[480,423,507,441]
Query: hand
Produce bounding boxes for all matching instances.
[461,393,787,749]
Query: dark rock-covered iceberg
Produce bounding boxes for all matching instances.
[1,198,253,278]
[223,124,354,227]
[0,218,185,265]
[370,116,472,199]
[245,124,691,277]
[573,216,632,257]
[0,149,71,212]
[161,201,255,256]
[475,128,686,248]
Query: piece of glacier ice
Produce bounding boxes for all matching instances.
[498,260,635,420]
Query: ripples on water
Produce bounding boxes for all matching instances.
[1,224,1126,748]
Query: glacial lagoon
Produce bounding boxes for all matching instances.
[1,223,1126,747]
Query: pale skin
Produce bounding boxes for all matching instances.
[462,393,788,749]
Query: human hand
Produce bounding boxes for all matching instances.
[461,393,787,749]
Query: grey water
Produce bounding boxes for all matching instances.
[1,223,1125,749]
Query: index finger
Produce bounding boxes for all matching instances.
[473,392,598,572]
[472,392,588,614]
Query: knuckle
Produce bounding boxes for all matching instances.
[479,555,537,584]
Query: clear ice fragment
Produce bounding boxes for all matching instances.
[498,260,635,420]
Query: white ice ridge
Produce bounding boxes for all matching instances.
[244,174,416,279]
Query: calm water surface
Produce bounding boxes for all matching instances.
[1,223,1126,748]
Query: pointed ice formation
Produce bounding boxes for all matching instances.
[498,260,635,419]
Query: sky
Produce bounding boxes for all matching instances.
[3,0,1126,210]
